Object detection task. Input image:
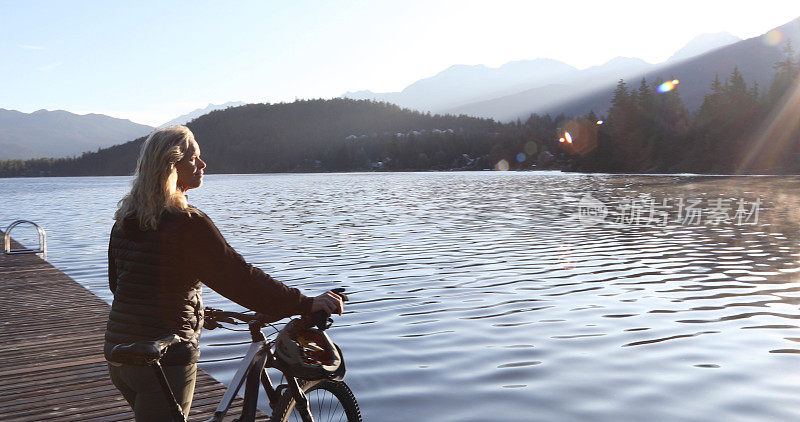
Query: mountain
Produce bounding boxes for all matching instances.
[158,101,246,128]
[343,59,582,111]
[0,109,153,160]
[536,17,800,119]
[340,26,780,121]
[667,32,741,62]
[447,57,652,120]
[342,56,654,118]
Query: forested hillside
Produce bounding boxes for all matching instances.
[0,99,565,177]
[576,43,800,174]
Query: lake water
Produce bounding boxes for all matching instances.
[2,172,800,421]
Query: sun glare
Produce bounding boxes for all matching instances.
[737,71,800,173]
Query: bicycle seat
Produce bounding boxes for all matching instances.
[109,334,182,365]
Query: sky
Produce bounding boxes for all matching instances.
[4,1,800,126]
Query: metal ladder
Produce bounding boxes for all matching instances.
[4,220,47,259]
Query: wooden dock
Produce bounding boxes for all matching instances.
[0,233,268,421]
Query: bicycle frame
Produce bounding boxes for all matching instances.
[203,319,313,422]
[111,291,353,422]
[203,341,268,421]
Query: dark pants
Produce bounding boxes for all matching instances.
[108,362,197,421]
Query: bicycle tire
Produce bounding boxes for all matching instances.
[271,379,361,422]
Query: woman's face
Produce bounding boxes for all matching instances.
[175,139,206,191]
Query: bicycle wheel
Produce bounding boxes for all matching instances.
[271,379,361,422]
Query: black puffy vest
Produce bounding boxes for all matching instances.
[104,210,203,365]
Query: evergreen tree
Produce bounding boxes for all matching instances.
[604,79,653,171]
[765,40,799,106]
[651,76,689,170]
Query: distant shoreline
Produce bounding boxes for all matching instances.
[4,169,800,180]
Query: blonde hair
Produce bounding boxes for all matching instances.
[114,126,195,230]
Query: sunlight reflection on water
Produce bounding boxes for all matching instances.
[3,172,800,421]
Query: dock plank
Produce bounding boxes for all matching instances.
[0,232,268,421]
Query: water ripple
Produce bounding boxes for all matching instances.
[4,173,800,421]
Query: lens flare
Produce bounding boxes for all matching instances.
[524,141,538,155]
[657,79,680,93]
[557,119,599,156]
[515,152,526,163]
[763,29,783,46]
[596,120,604,125]
[495,159,509,171]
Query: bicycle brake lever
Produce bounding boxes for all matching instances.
[331,287,349,302]
[301,289,348,330]
[309,310,332,331]
[219,315,236,324]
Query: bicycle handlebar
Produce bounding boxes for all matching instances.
[204,288,349,331]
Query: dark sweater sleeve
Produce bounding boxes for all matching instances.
[183,213,313,318]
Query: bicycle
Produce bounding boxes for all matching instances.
[109,288,361,422]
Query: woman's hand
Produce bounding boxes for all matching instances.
[311,290,344,316]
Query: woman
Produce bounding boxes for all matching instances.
[105,126,343,420]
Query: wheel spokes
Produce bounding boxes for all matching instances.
[290,388,348,421]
